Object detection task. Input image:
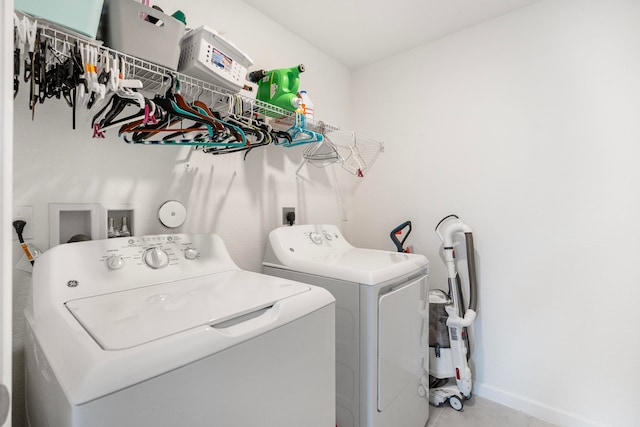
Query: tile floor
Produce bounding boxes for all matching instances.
[426,396,558,427]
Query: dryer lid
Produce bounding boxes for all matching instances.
[65,271,310,350]
[268,247,427,285]
[264,224,428,285]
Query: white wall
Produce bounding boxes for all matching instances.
[351,0,640,426]
[15,0,640,426]
[12,1,356,425]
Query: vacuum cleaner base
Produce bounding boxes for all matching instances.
[429,383,470,411]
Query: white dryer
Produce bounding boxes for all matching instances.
[263,224,430,427]
[25,233,335,427]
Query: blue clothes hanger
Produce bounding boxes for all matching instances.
[280,113,323,147]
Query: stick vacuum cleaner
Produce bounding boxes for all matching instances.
[428,215,478,411]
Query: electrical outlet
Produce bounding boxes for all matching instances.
[282,207,296,225]
[13,206,33,240]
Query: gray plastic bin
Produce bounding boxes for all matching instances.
[102,0,185,70]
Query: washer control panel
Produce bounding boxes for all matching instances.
[308,231,324,245]
[33,234,239,307]
[142,247,171,269]
[100,235,203,271]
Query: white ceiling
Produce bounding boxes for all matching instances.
[241,0,541,69]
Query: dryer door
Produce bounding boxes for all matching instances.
[377,276,426,411]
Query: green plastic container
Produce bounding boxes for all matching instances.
[251,64,305,113]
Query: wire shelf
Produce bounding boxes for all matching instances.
[17,12,299,118]
[15,11,384,174]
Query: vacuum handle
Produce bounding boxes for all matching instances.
[390,221,412,252]
[435,214,459,242]
[465,232,478,312]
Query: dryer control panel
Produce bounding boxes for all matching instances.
[269,224,353,255]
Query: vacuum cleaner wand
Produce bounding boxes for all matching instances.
[428,215,479,410]
[437,218,477,327]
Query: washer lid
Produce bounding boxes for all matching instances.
[65,271,310,350]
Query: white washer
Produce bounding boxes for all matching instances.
[25,233,335,427]
[263,224,430,427]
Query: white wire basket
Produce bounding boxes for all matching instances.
[304,123,384,177]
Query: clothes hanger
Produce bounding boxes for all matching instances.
[91,87,146,129]
[119,78,214,143]
[303,122,340,166]
[192,94,249,145]
[77,43,93,108]
[152,89,225,145]
[280,113,323,146]
[96,98,159,137]
[14,18,22,98]
[198,96,282,159]
[28,29,42,119]
[21,15,38,84]
[232,95,292,145]
[91,59,150,136]
[56,39,78,107]
[35,36,47,105]
[148,77,250,146]
[224,95,269,146]
[122,92,212,144]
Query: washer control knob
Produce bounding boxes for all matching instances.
[106,255,125,270]
[143,247,170,269]
[309,232,323,245]
[184,248,199,260]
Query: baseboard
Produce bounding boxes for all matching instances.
[473,382,604,427]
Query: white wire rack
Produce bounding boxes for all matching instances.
[24,16,290,117]
[15,11,384,174]
[321,128,384,177]
[15,11,295,114]
[294,121,384,177]
[270,113,384,176]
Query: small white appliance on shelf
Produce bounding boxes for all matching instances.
[178,26,254,93]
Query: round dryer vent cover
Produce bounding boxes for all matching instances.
[158,200,187,228]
